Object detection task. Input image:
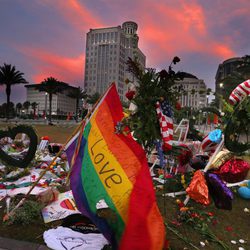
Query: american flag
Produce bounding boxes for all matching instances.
[156,100,173,150]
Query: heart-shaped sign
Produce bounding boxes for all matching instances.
[60,198,77,211]
[0,125,38,168]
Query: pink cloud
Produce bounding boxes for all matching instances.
[18,46,84,85]
[132,0,236,65]
[41,0,105,30]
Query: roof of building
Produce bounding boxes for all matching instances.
[177,72,198,79]
[24,83,79,90]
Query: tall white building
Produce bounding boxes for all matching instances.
[84,21,146,101]
[25,84,78,116]
[175,74,207,109]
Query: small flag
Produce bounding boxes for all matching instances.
[229,79,250,105]
[156,100,173,150]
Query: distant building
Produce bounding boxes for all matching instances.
[84,21,146,102]
[25,84,78,116]
[174,73,207,109]
[215,57,244,99]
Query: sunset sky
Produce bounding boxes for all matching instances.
[0,0,249,103]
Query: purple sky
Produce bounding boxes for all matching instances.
[0,0,249,104]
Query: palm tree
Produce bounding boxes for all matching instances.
[68,87,87,122]
[31,102,38,119]
[36,77,68,124]
[206,88,212,96]
[16,102,22,116]
[0,63,28,119]
[23,101,30,115]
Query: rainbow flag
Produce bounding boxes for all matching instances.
[65,83,165,249]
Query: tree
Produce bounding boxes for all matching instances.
[0,63,28,119]
[23,101,30,114]
[87,92,100,105]
[68,87,87,122]
[123,56,182,151]
[206,88,212,95]
[31,102,38,119]
[36,77,68,124]
[16,102,22,116]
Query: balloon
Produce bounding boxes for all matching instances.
[238,186,250,200]
[215,159,250,183]
[208,129,222,144]
[186,170,210,205]
[205,172,233,210]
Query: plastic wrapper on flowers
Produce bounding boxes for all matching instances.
[186,170,210,205]
[205,172,233,210]
[214,159,250,183]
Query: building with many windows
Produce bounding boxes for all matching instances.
[174,73,207,109]
[215,57,245,99]
[25,84,78,116]
[84,21,146,101]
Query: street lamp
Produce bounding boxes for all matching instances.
[45,92,48,119]
[206,94,209,107]
[219,83,224,112]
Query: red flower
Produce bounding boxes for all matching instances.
[164,239,169,249]
[171,220,181,226]
[178,202,185,208]
[212,219,218,226]
[191,212,199,218]
[225,226,233,232]
[41,136,50,142]
[207,212,214,217]
[175,102,181,110]
[125,90,136,100]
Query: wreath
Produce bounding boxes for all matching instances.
[0,125,38,168]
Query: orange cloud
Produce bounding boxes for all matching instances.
[212,44,235,59]
[18,46,84,85]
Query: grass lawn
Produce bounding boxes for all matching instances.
[0,123,249,249]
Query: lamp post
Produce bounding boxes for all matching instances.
[219,83,224,112]
[45,92,48,120]
[206,94,209,107]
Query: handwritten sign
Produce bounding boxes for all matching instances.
[42,191,80,223]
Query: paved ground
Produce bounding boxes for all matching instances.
[0,237,49,250]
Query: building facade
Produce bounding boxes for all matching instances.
[215,57,243,99]
[174,75,207,110]
[25,84,78,116]
[84,21,146,102]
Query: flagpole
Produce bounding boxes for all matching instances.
[65,82,116,185]
[4,83,116,222]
